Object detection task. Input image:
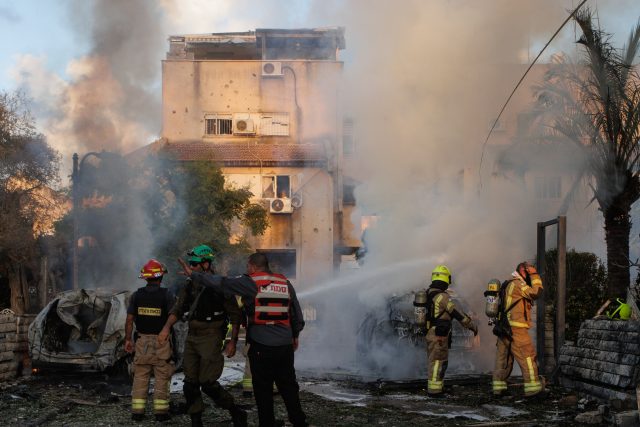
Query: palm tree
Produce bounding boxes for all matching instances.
[537,9,640,299]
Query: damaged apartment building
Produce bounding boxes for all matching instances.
[150,27,360,290]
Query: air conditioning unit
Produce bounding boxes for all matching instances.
[261,61,283,77]
[233,116,256,134]
[291,193,303,209]
[269,198,293,214]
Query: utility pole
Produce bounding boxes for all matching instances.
[72,153,79,291]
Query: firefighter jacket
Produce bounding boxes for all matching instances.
[170,277,241,327]
[190,272,305,347]
[128,285,175,335]
[504,271,543,329]
[428,281,473,337]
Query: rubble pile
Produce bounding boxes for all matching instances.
[559,319,640,403]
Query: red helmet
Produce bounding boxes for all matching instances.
[139,259,168,279]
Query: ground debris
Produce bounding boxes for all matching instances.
[25,400,76,427]
[0,370,610,426]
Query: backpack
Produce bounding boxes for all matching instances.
[492,280,517,340]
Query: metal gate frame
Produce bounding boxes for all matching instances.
[535,216,566,374]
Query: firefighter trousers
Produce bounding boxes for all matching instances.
[131,334,175,415]
[493,327,543,396]
[426,328,449,395]
[249,341,307,427]
[242,342,252,393]
[183,327,237,415]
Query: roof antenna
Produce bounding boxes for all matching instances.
[477,0,589,192]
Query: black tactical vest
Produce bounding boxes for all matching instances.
[191,286,226,322]
[133,285,169,334]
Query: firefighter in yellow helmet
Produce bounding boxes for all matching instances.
[425,265,478,397]
[492,262,545,397]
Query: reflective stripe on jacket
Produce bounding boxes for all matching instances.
[250,272,291,327]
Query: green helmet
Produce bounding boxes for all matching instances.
[606,298,632,320]
[187,244,215,264]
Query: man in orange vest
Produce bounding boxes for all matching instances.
[179,252,308,427]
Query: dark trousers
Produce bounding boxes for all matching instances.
[248,342,307,427]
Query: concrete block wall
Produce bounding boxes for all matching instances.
[559,319,640,404]
[0,310,35,383]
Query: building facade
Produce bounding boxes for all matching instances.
[159,28,353,289]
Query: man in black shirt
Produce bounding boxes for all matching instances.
[125,259,175,422]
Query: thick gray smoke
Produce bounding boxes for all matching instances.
[295,0,639,377]
[11,1,173,289]
[12,0,166,171]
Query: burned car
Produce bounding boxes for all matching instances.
[356,290,480,378]
[28,289,187,374]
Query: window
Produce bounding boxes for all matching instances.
[343,184,356,205]
[262,175,290,198]
[257,249,296,279]
[260,113,290,136]
[343,118,354,154]
[534,176,561,199]
[204,114,232,135]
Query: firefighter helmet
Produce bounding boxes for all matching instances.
[139,259,168,279]
[431,265,452,284]
[188,244,215,264]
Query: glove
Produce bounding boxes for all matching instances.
[468,321,478,336]
[461,316,478,336]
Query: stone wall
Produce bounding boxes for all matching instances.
[0,309,35,383]
[559,319,640,403]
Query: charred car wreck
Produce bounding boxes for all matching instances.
[356,290,480,378]
[28,289,187,373]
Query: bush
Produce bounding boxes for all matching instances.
[543,249,607,341]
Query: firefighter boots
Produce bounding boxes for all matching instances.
[231,405,248,427]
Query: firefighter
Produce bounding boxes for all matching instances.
[236,296,254,398]
[180,252,308,427]
[125,259,175,422]
[158,245,247,427]
[492,262,544,397]
[425,265,478,397]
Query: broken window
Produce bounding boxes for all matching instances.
[257,249,296,279]
[262,175,290,198]
[204,114,233,135]
[534,176,561,199]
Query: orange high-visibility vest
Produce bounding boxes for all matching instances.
[250,272,291,327]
